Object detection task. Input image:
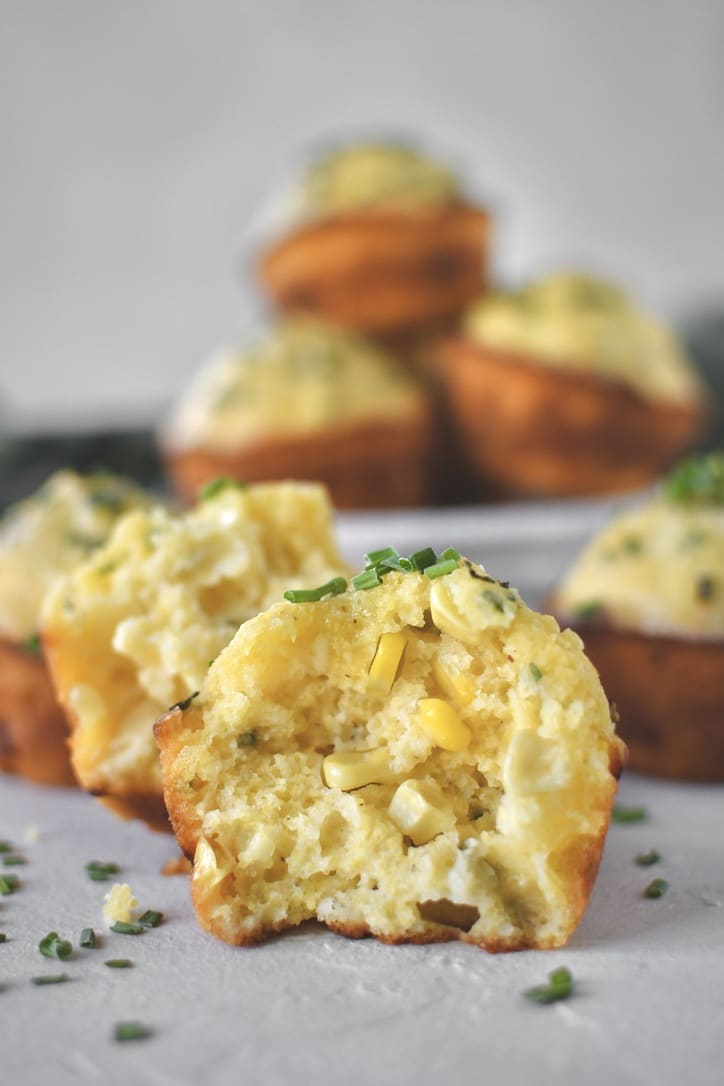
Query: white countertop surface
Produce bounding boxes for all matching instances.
[1,500,722,1085]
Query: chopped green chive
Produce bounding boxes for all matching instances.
[408,548,437,573]
[110,921,145,935]
[31,973,71,986]
[424,557,459,579]
[524,966,574,1004]
[482,589,505,613]
[643,878,669,899]
[105,959,133,968]
[199,476,246,500]
[573,601,601,621]
[85,860,119,882]
[236,731,257,748]
[89,491,124,514]
[22,632,41,654]
[80,928,97,949]
[440,547,460,561]
[0,933,7,943]
[137,910,163,929]
[364,546,400,566]
[351,568,382,591]
[529,662,543,682]
[612,805,647,824]
[635,849,661,867]
[0,841,12,853]
[663,452,724,506]
[621,535,643,555]
[284,576,348,603]
[39,932,73,961]
[3,855,26,866]
[0,873,19,895]
[114,1022,152,1042]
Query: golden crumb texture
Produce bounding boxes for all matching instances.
[41,481,349,817]
[156,558,625,950]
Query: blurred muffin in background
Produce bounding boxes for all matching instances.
[436,272,709,498]
[160,317,434,509]
[0,470,154,786]
[549,452,724,781]
[256,141,489,339]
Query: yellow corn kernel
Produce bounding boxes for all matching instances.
[367,631,407,695]
[431,658,475,706]
[429,579,477,643]
[417,698,472,751]
[388,779,454,845]
[322,748,397,791]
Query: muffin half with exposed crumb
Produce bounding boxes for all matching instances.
[550,453,724,780]
[0,470,154,786]
[257,142,489,338]
[156,546,624,949]
[42,480,350,827]
[437,273,709,497]
[160,317,434,508]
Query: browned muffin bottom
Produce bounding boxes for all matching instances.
[0,638,76,787]
[258,205,489,337]
[164,405,435,510]
[436,338,708,498]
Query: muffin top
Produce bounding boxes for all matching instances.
[295,141,460,218]
[553,453,724,639]
[42,479,350,799]
[464,273,704,406]
[161,318,425,452]
[0,470,153,641]
[156,548,622,949]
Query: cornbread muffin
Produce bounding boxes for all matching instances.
[551,453,724,780]
[160,317,434,508]
[437,273,708,497]
[257,142,489,337]
[42,480,349,828]
[0,470,153,786]
[156,548,625,949]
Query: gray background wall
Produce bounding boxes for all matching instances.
[1,0,723,432]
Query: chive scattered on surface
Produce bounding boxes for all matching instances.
[89,491,124,514]
[0,933,7,943]
[663,452,724,505]
[137,910,163,929]
[612,805,647,824]
[364,546,400,566]
[635,849,661,867]
[529,662,543,682]
[85,861,119,882]
[80,928,97,949]
[236,731,257,748]
[31,974,71,986]
[524,966,574,1004]
[114,1022,152,1042]
[39,932,73,961]
[408,547,437,573]
[110,921,145,935]
[0,841,11,853]
[0,873,19,895]
[643,878,669,899]
[284,576,348,603]
[105,959,133,968]
[2,855,26,866]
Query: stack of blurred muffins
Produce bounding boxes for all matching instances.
[160,139,711,509]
